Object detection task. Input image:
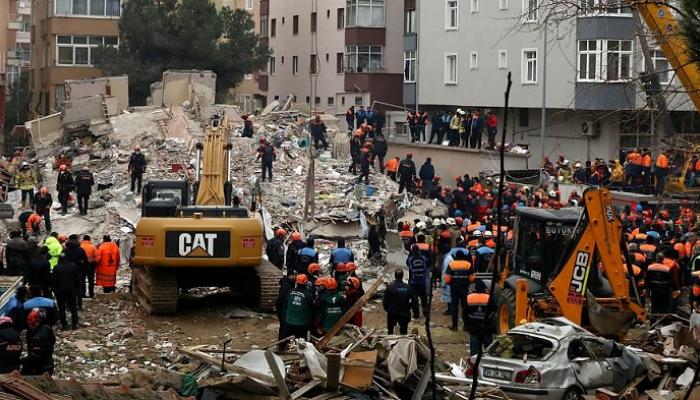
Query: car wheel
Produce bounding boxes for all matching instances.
[562,387,582,400]
[496,288,516,334]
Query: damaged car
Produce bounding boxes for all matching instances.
[467,318,646,400]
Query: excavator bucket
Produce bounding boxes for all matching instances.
[586,292,637,337]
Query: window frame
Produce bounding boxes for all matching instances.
[522,48,538,84]
[269,56,276,76]
[404,50,416,83]
[446,0,459,30]
[337,8,345,29]
[327,96,335,106]
[604,39,633,81]
[445,53,458,85]
[470,51,478,70]
[405,9,416,34]
[345,45,384,73]
[260,15,268,38]
[499,0,509,10]
[345,0,386,28]
[651,49,671,85]
[578,0,631,16]
[292,55,299,75]
[292,15,299,35]
[54,0,121,17]
[245,0,253,10]
[311,11,317,33]
[55,35,119,66]
[471,0,479,13]
[523,0,538,23]
[270,18,277,37]
[498,50,508,69]
[577,40,598,82]
[310,54,318,75]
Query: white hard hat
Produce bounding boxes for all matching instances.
[484,231,493,238]
[433,218,441,226]
[571,200,579,207]
[549,190,557,197]
[416,221,426,230]
[574,162,582,168]
[21,161,28,167]
[563,159,570,166]
[557,175,564,182]
[473,230,482,237]
[446,217,456,225]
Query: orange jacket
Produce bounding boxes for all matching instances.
[80,240,97,263]
[385,158,399,173]
[642,154,652,168]
[27,213,42,235]
[656,154,669,169]
[627,152,643,166]
[96,241,120,287]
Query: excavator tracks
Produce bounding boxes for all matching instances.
[255,261,281,312]
[132,266,179,315]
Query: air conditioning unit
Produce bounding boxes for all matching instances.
[580,120,601,138]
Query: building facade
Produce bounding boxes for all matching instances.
[29,0,120,117]
[405,0,693,162]
[261,0,404,116]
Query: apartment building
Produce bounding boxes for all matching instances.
[261,0,404,116]
[29,0,120,117]
[405,0,693,162]
[5,0,32,87]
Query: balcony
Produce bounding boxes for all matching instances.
[17,1,31,15]
[16,31,30,44]
[344,72,402,105]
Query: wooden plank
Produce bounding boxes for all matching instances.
[179,347,277,386]
[317,273,388,349]
[325,353,341,391]
[340,351,377,391]
[411,364,432,400]
[290,379,322,400]
[264,349,290,400]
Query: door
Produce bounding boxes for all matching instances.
[583,338,615,389]
[567,339,606,393]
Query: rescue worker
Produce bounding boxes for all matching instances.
[285,232,305,275]
[647,253,678,314]
[330,238,355,272]
[419,158,435,198]
[397,153,417,194]
[33,187,53,233]
[315,277,343,334]
[95,235,120,293]
[27,212,43,237]
[334,263,349,292]
[22,285,58,327]
[344,276,364,327]
[346,106,355,134]
[465,279,493,355]
[80,235,97,298]
[56,164,74,216]
[18,208,33,237]
[15,162,37,208]
[407,245,430,317]
[473,236,495,272]
[256,138,276,182]
[655,150,670,195]
[372,132,388,172]
[266,228,286,270]
[280,274,313,345]
[307,263,321,290]
[444,251,475,331]
[0,286,26,325]
[357,147,371,185]
[241,113,254,138]
[5,230,28,276]
[383,270,418,335]
[52,252,81,330]
[399,224,415,252]
[349,131,363,173]
[297,238,319,275]
[26,247,52,298]
[309,115,329,150]
[275,269,296,344]
[45,232,63,271]
[21,309,56,376]
[128,147,147,195]
[385,157,399,181]
[74,166,95,216]
[0,316,22,373]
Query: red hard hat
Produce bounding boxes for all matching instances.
[59,164,67,171]
[336,262,348,272]
[345,262,357,272]
[275,228,287,237]
[347,276,361,289]
[643,218,652,225]
[315,276,328,288]
[296,274,309,285]
[308,263,321,274]
[291,232,302,241]
[325,277,338,291]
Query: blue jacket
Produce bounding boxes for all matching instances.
[330,247,354,266]
[419,163,435,181]
[407,254,430,287]
[474,246,495,272]
[0,297,20,317]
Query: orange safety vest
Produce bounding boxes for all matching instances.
[628,152,643,166]
[674,242,687,259]
[27,213,42,234]
[642,154,652,168]
[444,260,475,285]
[399,230,414,239]
[96,241,120,288]
[385,158,399,173]
[656,154,669,169]
[465,292,489,307]
[81,240,97,263]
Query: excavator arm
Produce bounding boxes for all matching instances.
[194,114,233,206]
[635,1,700,113]
[548,188,645,335]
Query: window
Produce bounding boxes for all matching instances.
[328,97,335,106]
[579,0,631,15]
[270,18,276,37]
[55,84,66,112]
[281,56,285,64]
[405,9,416,34]
[346,0,385,27]
[445,53,458,84]
[311,12,317,33]
[470,51,478,70]
[306,96,310,104]
[326,53,329,61]
[337,52,344,73]
[260,15,268,37]
[498,50,508,69]
[274,95,280,101]
[327,9,331,18]
[55,0,120,16]
[355,96,363,106]
[310,54,318,75]
[446,0,458,29]
[245,0,253,10]
[606,40,632,81]
[293,15,299,35]
[292,56,299,75]
[523,0,538,22]
[56,35,118,66]
[315,97,321,105]
[652,49,670,84]
[341,96,346,106]
[269,56,276,75]
[522,49,537,83]
[500,0,508,10]
[471,0,478,12]
[337,8,345,29]
[404,50,416,82]
[577,40,597,81]
[345,45,383,73]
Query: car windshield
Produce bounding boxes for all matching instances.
[488,333,556,361]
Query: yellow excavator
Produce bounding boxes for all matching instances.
[496,188,646,336]
[131,113,280,314]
